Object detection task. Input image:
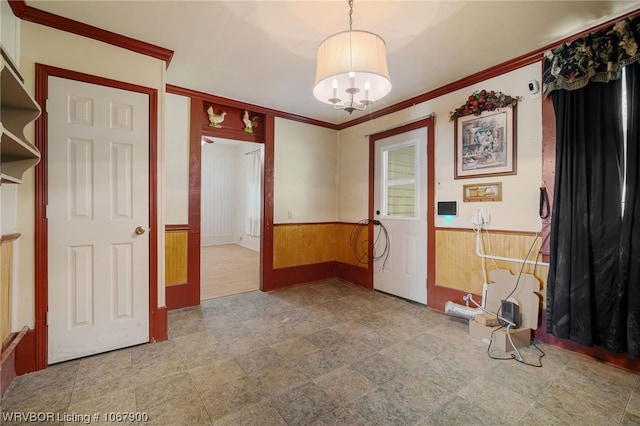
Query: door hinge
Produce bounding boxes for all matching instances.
[45,99,49,113]
[46,205,49,219]
[46,311,49,327]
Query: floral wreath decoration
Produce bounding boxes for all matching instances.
[449,90,521,121]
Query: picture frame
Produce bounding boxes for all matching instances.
[454,106,517,179]
[463,182,502,202]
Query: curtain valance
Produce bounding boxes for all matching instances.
[543,15,640,96]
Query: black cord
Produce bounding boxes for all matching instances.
[539,186,550,219]
[350,219,390,267]
[486,233,547,367]
[519,340,546,368]
[487,325,513,360]
[486,324,546,367]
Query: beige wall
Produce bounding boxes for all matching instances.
[336,63,546,303]
[274,117,338,224]
[337,62,543,233]
[0,0,19,62]
[164,93,190,225]
[13,21,167,329]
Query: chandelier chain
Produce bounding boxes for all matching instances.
[348,0,353,30]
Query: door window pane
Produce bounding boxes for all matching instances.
[384,144,417,217]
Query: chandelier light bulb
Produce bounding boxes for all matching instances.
[313,1,391,114]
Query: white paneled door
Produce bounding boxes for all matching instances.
[47,76,149,364]
[373,128,427,304]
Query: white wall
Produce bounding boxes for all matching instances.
[235,144,262,252]
[164,93,190,225]
[274,117,338,223]
[338,63,543,233]
[200,141,262,250]
[201,143,237,245]
[15,21,167,328]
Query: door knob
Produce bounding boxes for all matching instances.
[135,226,146,235]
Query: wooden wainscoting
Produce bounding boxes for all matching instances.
[0,234,23,399]
[435,228,549,298]
[335,222,368,267]
[272,222,370,290]
[273,223,337,269]
[0,234,19,344]
[165,227,188,286]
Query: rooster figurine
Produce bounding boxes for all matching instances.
[242,110,252,133]
[242,110,260,133]
[206,106,226,128]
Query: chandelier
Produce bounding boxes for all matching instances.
[313,0,391,114]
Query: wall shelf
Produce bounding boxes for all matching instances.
[1,46,41,184]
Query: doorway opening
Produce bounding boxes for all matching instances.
[200,137,262,300]
[368,117,436,308]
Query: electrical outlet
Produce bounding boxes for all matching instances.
[482,210,491,226]
[471,207,490,228]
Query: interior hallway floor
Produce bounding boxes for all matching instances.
[2,279,639,425]
[200,244,260,301]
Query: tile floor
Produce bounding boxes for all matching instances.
[2,279,639,425]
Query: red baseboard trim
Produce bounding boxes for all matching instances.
[1,327,31,399]
[15,329,36,376]
[534,310,640,372]
[156,306,168,341]
[271,262,337,290]
[1,352,15,399]
[166,283,198,310]
[335,262,371,290]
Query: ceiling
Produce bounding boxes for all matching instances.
[27,1,640,125]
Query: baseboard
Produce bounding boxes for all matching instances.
[335,262,371,289]
[1,327,31,399]
[271,262,337,290]
[534,310,640,373]
[166,282,198,310]
[156,306,168,342]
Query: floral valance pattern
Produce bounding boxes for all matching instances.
[543,15,640,96]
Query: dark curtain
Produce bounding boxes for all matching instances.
[546,79,626,351]
[616,62,640,357]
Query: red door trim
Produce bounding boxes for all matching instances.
[368,118,436,304]
[34,64,162,370]
[169,98,275,309]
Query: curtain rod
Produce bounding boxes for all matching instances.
[244,148,261,155]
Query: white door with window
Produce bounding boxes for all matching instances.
[373,128,427,304]
[47,76,150,364]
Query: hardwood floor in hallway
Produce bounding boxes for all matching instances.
[201,244,259,300]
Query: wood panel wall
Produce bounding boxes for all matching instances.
[435,228,549,300]
[335,222,368,267]
[165,230,188,286]
[274,223,368,269]
[1,241,13,342]
[274,224,336,269]
[0,235,18,343]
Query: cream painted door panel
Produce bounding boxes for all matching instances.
[47,76,149,364]
[373,128,427,304]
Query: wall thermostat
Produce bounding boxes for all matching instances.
[528,79,540,97]
[437,201,457,216]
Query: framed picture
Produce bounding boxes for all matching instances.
[463,182,502,202]
[454,107,517,179]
